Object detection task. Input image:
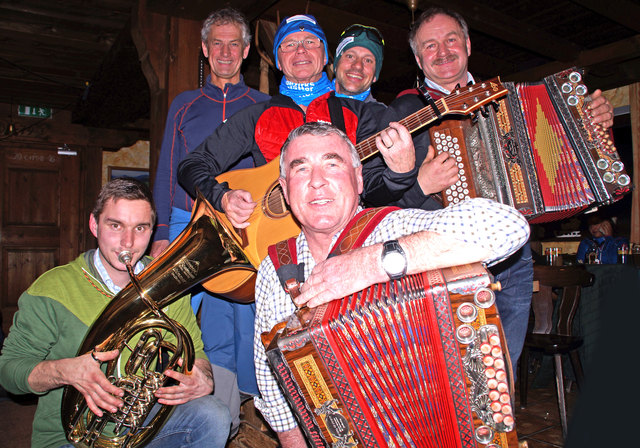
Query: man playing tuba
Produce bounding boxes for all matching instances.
[0,178,231,447]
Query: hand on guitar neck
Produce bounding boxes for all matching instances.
[375,122,416,173]
[221,189,257,228]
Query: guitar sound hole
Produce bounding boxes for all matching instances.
[263,183,291,219]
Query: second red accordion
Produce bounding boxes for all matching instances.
[431,67,631,223]
[263,263,519,448]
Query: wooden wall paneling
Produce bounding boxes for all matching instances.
[131,0,170,191]
[1,146,81,335]
[132,0,205,190]
[80,146,103,252]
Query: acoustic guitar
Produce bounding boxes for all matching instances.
[203,78,508,300]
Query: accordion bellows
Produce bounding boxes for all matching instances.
[263,263,519,448]
[432,67,631,223]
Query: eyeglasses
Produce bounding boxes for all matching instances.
[279,36,323,53]
[340,24,385,46]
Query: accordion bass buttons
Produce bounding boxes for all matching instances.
[569,71,582,83]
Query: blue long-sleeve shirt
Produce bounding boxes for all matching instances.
[152,75,269,241]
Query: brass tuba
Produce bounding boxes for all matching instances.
[61,193,254,447]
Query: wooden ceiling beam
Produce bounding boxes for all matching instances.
[505,35,640,89]
[419,0,582,62]
[573,0,640,33]
[0,20,117,50]
[0,2,130,29]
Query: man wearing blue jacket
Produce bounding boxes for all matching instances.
[150,7,269,436]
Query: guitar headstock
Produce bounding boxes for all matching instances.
[439,77,508,116]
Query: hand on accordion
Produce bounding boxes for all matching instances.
[293,248,382,309]
[586,89,614,130]
[417,145,459,195]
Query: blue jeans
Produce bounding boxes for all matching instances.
[59,396,231,448]
[145,396,231,447]
[490,241,533,377]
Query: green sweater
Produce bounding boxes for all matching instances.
[0,250,206,448]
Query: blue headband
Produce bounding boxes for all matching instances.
[273,14,329,69]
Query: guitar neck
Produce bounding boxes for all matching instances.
[357,97,448,162]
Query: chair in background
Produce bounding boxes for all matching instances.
[518,264,594,439]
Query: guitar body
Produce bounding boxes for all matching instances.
[202,156,301,299]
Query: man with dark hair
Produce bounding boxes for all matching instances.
[360,7,616,371]
[253,122,531,447]
[0,178,231,448]
[332,24,384,103]
[150,7,269,432]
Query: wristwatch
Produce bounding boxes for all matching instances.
[381,240,407,280]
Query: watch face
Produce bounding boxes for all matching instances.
[383,251,406,276]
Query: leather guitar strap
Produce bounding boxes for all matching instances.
[268,206,399,299]
[327,92,346,134]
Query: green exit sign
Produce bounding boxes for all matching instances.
[18,105,52,118]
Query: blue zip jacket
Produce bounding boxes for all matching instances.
[152,75,269,241]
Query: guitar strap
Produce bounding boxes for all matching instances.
[327,92,346,134]
[268,206,398,299]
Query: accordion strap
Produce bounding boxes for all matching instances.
[268,206,399,298]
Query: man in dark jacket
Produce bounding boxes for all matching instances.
[360,7,616,372]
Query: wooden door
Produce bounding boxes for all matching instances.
[1,146,81,337]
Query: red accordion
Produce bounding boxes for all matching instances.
[263,263,519,448]
[431,67,631,223]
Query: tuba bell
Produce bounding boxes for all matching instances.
[61,192,254,447]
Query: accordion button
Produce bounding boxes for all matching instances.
[487,378,499,389]
[503,415,515,427]
[483,355,495,366]
[597,158,609,170]
[575,84,588,96]
[611,161,624,172]
[618,174,631,186]
[499,392,511,404]
[474,288,496,308]
[490,401,502,412]
[603,172,615,183]
[475,426,494,444]
[493,412,504,423]
[502,404,513,415]
[561,82,573,94]
[497,381,509,393]
[569,71,582,83]
[456,302,478,322]
[456,324,476,344]
[567,95,579,106]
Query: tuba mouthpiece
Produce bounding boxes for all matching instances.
[118,251,133,266]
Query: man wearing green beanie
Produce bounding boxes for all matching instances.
[332,24,385,103]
